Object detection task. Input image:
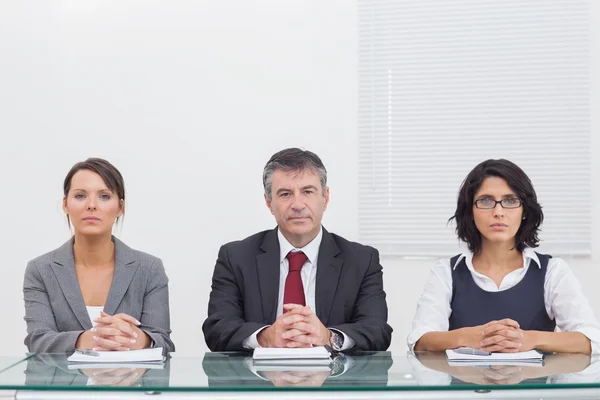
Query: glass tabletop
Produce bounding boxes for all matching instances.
[0,355,33,374]
[0,351,599,392]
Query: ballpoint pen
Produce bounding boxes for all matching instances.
[453,347,491,356]
[75,349,100,356]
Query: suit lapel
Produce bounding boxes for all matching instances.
[315,228,343,326]
[256,228,281,323]
[50,238,92,330]
[104,237,139,315]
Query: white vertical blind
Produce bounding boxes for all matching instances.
[358,0,591,257]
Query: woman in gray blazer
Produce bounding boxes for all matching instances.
[23,158,174,353]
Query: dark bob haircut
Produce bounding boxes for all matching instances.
[63,158,126,225]
[449,159,543,253]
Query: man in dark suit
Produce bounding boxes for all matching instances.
[203,148,392,352]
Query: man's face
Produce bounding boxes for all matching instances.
[265,168,329,247]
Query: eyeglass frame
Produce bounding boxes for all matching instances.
[473,198,523,209]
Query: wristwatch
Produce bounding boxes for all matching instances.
[329,329,344,351]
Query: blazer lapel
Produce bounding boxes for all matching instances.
[315,228,343,326]
[256,228,281,323]
[104,237,139,315]
[50,238,92,330]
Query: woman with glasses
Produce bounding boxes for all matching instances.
[408,159,600,354]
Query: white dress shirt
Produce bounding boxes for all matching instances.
[407,247,600,354]
[243,227,356,350]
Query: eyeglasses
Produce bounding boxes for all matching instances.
[474,198,522,209]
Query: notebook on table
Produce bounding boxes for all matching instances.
[252,346,333,366]
[446,347,544,366]
[67,347,165,365]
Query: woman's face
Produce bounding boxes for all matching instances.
[63,170,123,237]
[472,176,523,247]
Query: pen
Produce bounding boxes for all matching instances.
[454,347,491,356]
[75,349,100,356]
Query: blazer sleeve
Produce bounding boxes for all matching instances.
[141,258,175,352]
[329,248,392,351]
[202,245,266,351]
[23,260,83,353]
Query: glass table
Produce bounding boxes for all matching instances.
[0,351,599,399]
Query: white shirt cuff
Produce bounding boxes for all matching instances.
[575,327,600,355]
[330,328,356,351]
[242,326,269,350]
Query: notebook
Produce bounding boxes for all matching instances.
[253,346,332,366]
[67,347,165,364]
[446,347,544,364]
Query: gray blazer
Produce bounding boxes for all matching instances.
[23,236,174,353]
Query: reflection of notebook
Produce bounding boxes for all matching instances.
[254,358,332,366]
[446,348,544,364]
[253,364,332,372]
[448,360,545,367]
[68,347,165,364]
[68,362,165,370]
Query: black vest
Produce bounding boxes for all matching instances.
[448,252,556,332]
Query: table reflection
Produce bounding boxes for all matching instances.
[24,353,170,388]
[409,351,600,386]
[202,351,393,387]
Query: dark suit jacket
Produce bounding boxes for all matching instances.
[202,227,392,351]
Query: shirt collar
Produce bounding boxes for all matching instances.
[278,226,323,266]
[452,247,540,270]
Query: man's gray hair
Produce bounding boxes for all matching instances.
[263,148,328,200]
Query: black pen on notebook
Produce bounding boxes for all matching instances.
[75,349,99,356]
[454,347,491,356]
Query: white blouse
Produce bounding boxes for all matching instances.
[407,248,600,354]
[86,306,104,327]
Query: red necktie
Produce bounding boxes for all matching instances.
[283,251,308,308]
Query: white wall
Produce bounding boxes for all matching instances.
[0,0,597,358]
[0,0,357,356]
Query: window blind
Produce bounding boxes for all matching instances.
[358,0,591,256]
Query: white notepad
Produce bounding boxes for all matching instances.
[446,347,543,363]
[68,347,165,364]
[253,346,332,362]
